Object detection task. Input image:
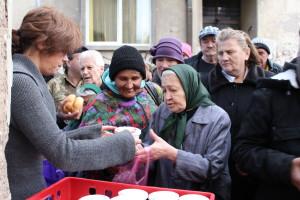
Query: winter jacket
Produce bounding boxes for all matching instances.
[206,64,273,143]
[266,58,282,74]
[206,64,273,200]
[185,52,216,85]
[233,60,300,200]
[146,103,231,200]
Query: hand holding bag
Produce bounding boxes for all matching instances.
[113,147,150,185]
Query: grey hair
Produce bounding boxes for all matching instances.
[217,28,248,50]
[79,50,104,67]
[161,70,176,80]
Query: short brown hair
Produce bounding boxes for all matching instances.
[12,6,82,55]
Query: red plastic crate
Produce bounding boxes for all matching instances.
[27,177,215,200]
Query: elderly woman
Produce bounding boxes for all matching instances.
[151,37,184,86]
[79,45,156,133]
[78,45,157,180]
[9,7,138,199]
[138,64,231,200]
[205,28,273,200]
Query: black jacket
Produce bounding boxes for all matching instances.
[185,52,216,84]
[233,60,300,200]
[206,64,272,142]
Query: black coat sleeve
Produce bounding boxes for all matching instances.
[232,88,295,185]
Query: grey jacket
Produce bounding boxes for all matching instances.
[7,54,136,199]
[147,104,231,200]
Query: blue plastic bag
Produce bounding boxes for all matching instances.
[43,160,65,186]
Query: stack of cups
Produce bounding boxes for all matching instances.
[148,191,179,200]
[111,188,148,200]
[79,194,110,200]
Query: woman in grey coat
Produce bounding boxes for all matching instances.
[8,7,138,199]
[137,64,231,200]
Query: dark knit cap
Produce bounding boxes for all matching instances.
[254,43,270,54]
[109,45,146,80]
[252,37,271,54]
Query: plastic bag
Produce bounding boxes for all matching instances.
[113,147,150,185]
[43,160,65,186]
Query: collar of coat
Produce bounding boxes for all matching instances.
[207,63,269,93]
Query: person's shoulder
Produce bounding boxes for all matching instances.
[48,73,65,84]
[195,104,230,121]
[184,53,201,65]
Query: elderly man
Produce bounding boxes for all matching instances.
[185,26,219,84]
[48,46,88,110]
[79,50,105,88]
[252,37,282,74]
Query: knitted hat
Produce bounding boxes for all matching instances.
[109,45,146,80]
[252,37,270,54]
[150,37,184,64]
[181,42,192,58]
[199,26,219,40]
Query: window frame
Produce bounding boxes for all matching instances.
[84,0,152,50]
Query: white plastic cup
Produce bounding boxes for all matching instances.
[114,126,141,139]
[179,194,210,200]
[110,196,125,200]
[78,194,110,200]
[118,188,148,200]
[148,191,179,200]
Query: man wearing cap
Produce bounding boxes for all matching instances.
[252,37,282,74]
[185,26,219,85]
[150,37,185,86]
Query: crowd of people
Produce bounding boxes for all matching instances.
[7,5,300,200]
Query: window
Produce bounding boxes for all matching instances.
[85,0,151,49]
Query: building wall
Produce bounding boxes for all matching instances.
[257,0,300,64]
[241,0,257,38]
[152,0,187,43]
[0,0,12,198]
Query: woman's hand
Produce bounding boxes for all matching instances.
[136,129,178,162]
[101,125,116,137]
[291,157,300,191]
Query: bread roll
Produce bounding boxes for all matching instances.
[62,94,76,113]
[73,97,84,113]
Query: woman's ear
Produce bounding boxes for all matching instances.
[35,40,46,51]
[245,47,251,60]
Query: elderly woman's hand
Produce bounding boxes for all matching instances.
[136,129,178,162]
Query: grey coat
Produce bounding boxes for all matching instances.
[147,103,231,200]
[7,54,136,199]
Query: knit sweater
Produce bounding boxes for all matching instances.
[6,54,136,199]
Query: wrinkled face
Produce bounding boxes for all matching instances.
[217,38,250,77]
[80,58,104,86]
[161,73,186,113]
[200,35,217,57]
[256,48,269,69]
[39,52,65,76]
[155,57,179,76]
[68,53,82,75]
[114,69,143,99]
